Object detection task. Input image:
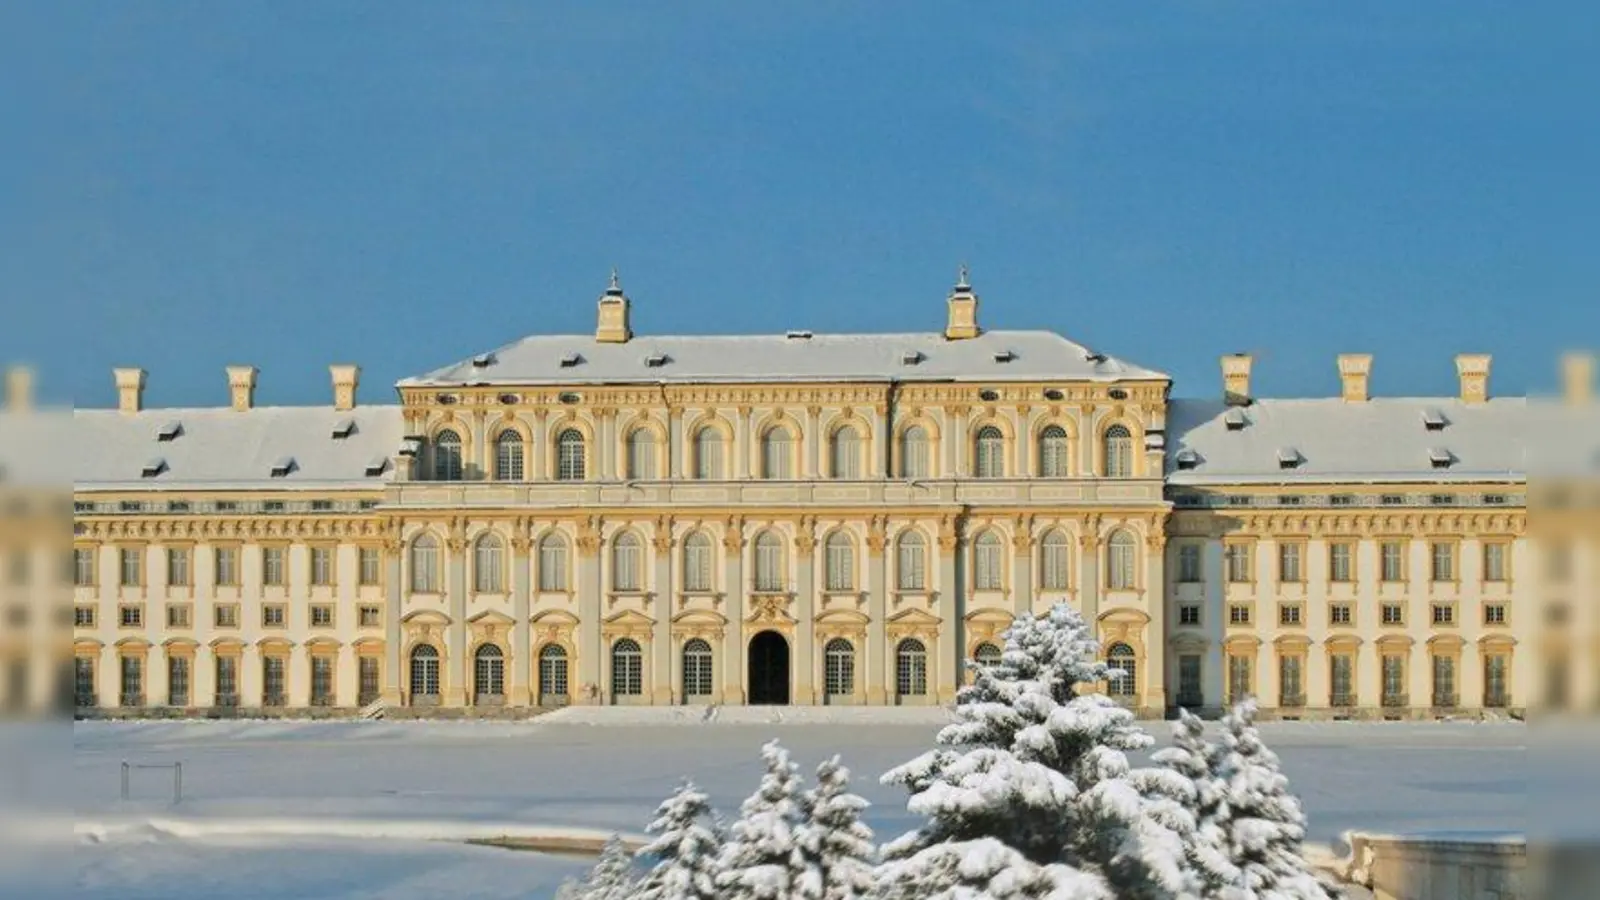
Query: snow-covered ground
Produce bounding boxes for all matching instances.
[68,711,1531,900]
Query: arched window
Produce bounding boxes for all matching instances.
[753,532,785,592]
[1103,424,1134,478]
[974,426,1005,478]
[830,426,861,479]
[1106,530,1137,590]
[1107,642,1137,698]
[433,430,463,481]
[474,644,504,700]
[896,638,928,697]
[761,425,794,479]
[973,531,1004,590]
[899,425,930,479]
[409,536,439,593]
[556,429,586,481]
[409,644,439,700]
[537,534,568,591]
[824,531,854,592]
[626,428,657,480]
[974,642,1003,668]
[612,532,642,592]
[824,638,855,697]
[472,534,504,593]
[682,638,714,699]
[494,430,524,481]
[896,531,927,591]
[1038,425,1069,477]
[693,427,724,480]
[611,638,643,697]
[682,532,714,593]
[1039,530,1071,591]
[538,644,569,704]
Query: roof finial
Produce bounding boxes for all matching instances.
[607,267,622,294]
[956,263,970,291]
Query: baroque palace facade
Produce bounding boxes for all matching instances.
[26,275,1598,719]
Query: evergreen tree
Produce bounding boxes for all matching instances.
[795,755,877,900]
[874,837,1113,900]
[879,602,1191,899]
[1138,710,1240,895]
[556,834,639,900]
[635,780,723,900]
[717,739,809,899]
[1211,699,1334,899]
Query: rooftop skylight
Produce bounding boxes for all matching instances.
[471,353,496,368]
[331,418,356,439]
[269,457,296,478]
[364,457,389,477]
[141,458,167,478]
[1427,447,1454,469]
[1276,446,1303,469]
[558,352,583,368]
[1174,448,1200,470]
[1224,408,1249,430]
[900,350,924,366]
[992,349,1017,363]
[1422,408,1448,431]
[156,421,182,442]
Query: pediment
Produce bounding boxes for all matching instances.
[963,608,1014,625]
[467,609,516,627]
[531,609,580,626]
[161,637,200,650]
[603,609,656,628]
[400,609,453,626]
[814,608,870,626]
[304,636,343,650]
[671,609,729,626]
[886,608,943,627]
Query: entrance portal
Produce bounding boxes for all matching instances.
[747,631,791,705]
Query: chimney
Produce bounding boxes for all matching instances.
[943,265,980,341]
[595,270,632,344]
[1455,353,1491,404]
[330,364,360,411]
[1337,353,1372,402]
[5,367,33,412]
[1563,353,1594,405]
[1221,353,1253,405]
[226,365,258,411]
[114,367,146,414]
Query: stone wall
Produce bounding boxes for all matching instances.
[1333,832,1524,900]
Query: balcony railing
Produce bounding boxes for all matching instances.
[1330,692,1356,707]
[1484,692,1510,709]
[1279,692,1306,708]
[1431,693,1459,709]
[1381,693,1409,708]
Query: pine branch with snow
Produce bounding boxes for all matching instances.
[557,834,639,900]
[875,837,1113,900]
[717,739,809,900]
[1136,710,1240,895]
[796,755,877,900]
[634,780,724,900]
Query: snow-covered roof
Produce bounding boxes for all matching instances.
[399,330,1168,387]
[63,405,406,491]
[1166,397,1531,484]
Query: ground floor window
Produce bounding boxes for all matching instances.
[1226,654,1252,704]
[1431,655,1457,708]
[74,657,95,707]
[824,638,855,697]
[311,656,335,706]
[167,656,190,707]
[475,644,505,701]
[1329,653,1354,707]
[1106,642,1137,699]
[216,656,238,707]
[263,657,286,707]
[895,639,928,697]
[539,645,569,703]
[682,639,714,698]
[410,645,440,701]
[1278,655,1303,707]
[358,656,380,706]
[1483,655,1509,708]
[120,656,143,707]
[1176,654,1202,707]
[1381,654,1406,707]
[611,639,643,697]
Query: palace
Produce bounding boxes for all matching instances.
[18,274,1598,719]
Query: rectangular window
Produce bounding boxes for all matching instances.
[358,604,382,627]
[1329,603,1352,626]
[259,547,282,587]
[1432,655,1457,707]
[215,656,239,707]
[215,547,240,586]
[1177,655,1202,706]
[1228,603,1251,625]
[1224,544,1252,583]
[311,499,334,512]
[1381,655,1406,706]
[167,656,190,707]
[1178,604,1200,626]
[1330,654,1355,706]
[74,604,96,628]
[1227,654,1253,703]
[1329,542,1354,583]
[120,656,143,707]
[358,656,380,706]
[1178,545,1202,583]
[118,604,143,628]
[539,540,567,591]
[1279,656,1304,707]
[119,548,142,587]
[1482,543,1508,583]
[262,657,286,706]
[165,548,190,587]
[1381,602,1404,625]
[74,548,95,586]
[1483,655,1508,707]
[359,547,381,586]
[310,604,334,628]
[215,604,239,628]
[1278,543,1303,583]
[1484,603,1507,626]
[166,604,191,628]
[1430,542,1456,582]
[75,657,95,706]
[1380,541,1405,582]
[311,547,334,586]
[311,656,335,706]
[1431,602,1455,626]
[1278,603,1303,626]
[262,604,286,628]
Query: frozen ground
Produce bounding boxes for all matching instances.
[65,709,1535,900]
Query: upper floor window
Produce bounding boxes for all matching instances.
[1039,529,1071,590]
[1106,530,1137,590]
[410,536,439,593]
[824,531,855,592]
[556,429,586,481]
[1103,424,1133,478]
[761,426,794,479]
[753,531,786,592]
[494,430,523,481]
[537,534,568,591]
[973,531,1004,590]
[626,428,657,480]
[433,430,463,481]
[682,532,714,593]
[1038,425,1070,477]
[974,426,1005,478]
[473,534,504,593]
[693,427,724,480]
[899,425,930,479]
[1178,544,1202,583]
[611,532,642,592]
[829,426,861,480]
[896,531,927,591]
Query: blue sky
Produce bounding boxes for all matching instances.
[3,3,1594,408]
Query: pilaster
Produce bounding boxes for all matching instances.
[652,528,674,703]
[866,518,888,705]
[510,526,532,706]
[793,521,817,705]
[446,527,469,706]
[722,523,746,703]
[937,519,963,703]
[577,521,603,704]
[1143,530,1168,715]
[383,541,403,703]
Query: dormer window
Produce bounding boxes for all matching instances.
[1224,408,1248,431]
[559,352,583,368]
[978,389,1000,402]
[1144,432,1166,451]
[1422,408,1448,431]
[435,393,457,405]
[1085,351,1108,364]
[270,457,296,478]
[1174,448,1200,470]
[1276,447,1302,469]
[398,437,422,457]
[141,458,167,478]
[1428,447,1454,469]
[644,353,670,368]
[785,330,813,340]
[331,418,356,439]
[364,457,388,477]
[156,422,182,442]
[992,349,1016,363]
[900,350,924,366]
[471,353,496,368]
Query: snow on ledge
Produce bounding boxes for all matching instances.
[76,815,647,850]
[532,704,961,727]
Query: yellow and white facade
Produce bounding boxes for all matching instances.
[31,276,1598,719]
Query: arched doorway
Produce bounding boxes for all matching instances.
[747,631,790,705]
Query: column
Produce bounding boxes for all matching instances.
[1203,540,1226,709]
[938,526,962,703]
[794,528,816,705]
[652,533,673,704]
[804,406,820,478]
[447,536,469,706]
[736,407,752,479]
[532,411,548,481]
[1078,527,1101,625]
[577,529,603,703]
[510,532,532,706]
[722,529,746,703]
[382,544,403,704]
[1144,534,1168,715]
[1012,531,1033,618]
[866,525,889,705]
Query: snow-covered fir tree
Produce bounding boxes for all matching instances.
[874,837,1114,900]
[795,755,877,900]
[717,739,809,899]
[1138,710,1240,896]
[555,834,639,900]
[879,602,1193,900]
[1211,699,1335,899]
[634,780,724,900]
